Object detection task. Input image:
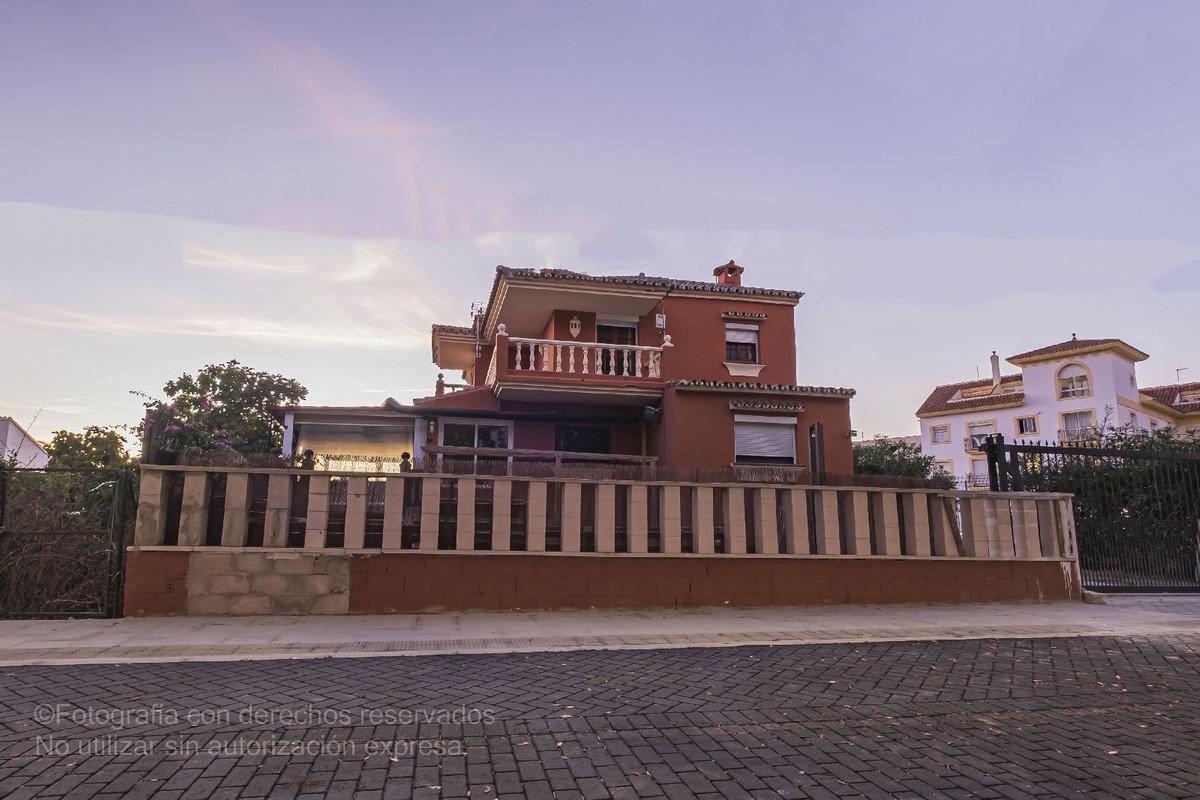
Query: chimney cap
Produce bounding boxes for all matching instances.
[713,260,745,285]
[713,259,743,276]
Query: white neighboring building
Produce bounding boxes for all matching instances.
[0,417,49,468]
[916,337,1199,485]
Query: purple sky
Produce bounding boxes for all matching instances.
[3,1,1198,442]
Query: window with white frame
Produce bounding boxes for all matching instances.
[930,425,950,444]
[966,421,994,450]
[724,323,760,364]
[1062,410,1094,433]
[1058,364,1091,398]
[1016,416,1038,436]
[733,415,795,465]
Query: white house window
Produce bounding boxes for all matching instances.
[1062,411,1094,433]
[1016,416,1038,436]
[930,425,950,444]
[733,415,796,465]
[966,421,994,450]
[1058,364,1091,398]
[724,324,760,364]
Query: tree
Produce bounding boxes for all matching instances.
[45,426,132,468]
[138,360,308,456]
[854,436,945,479]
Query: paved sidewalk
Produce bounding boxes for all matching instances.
[1,595,1197,666]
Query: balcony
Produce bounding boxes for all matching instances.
[1058,426,1101,444]
[485,324,673,404]
[963,433,993,452]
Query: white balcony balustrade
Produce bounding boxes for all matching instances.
[503,331,673,380]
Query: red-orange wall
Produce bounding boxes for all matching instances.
[659,295,797,384]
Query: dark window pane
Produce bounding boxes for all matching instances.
[556,426,611,454]
[443,423,475,447]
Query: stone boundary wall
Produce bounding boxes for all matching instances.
[124,549,1081,616]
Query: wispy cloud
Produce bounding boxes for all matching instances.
[182,245,311,275]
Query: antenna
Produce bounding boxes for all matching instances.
[1178,367,1191,383]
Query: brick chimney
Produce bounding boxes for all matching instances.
[713,260,744,286]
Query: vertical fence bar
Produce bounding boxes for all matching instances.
[725,487,747,554]
[844,491,871,555]
[455,477,476,550]
[1012,498,1041,558]
[813,489,841,554]
[1036,499,1061,557]
[419,477,441,551]
[381,476,404,550]
[694,486,715,554]
[756,488,778,555]
[491,479,513,551]
[220,472,251,547]
[343,476,368,549]
[133,469,170,545]
[561,481,582,552]
[872,491,902,556]
[261,474,292,548]
[929,495,959,556]
[177,472,210,547]
[628,484,648,552]
[992,497,1016,557]
[526,481,547,552]
[960,497,990,557]
[661,485,682,554]
[595,483,616,553]
[783,488,810,554]
[901,493,932,556]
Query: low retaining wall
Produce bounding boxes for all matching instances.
[124,549,1081,616]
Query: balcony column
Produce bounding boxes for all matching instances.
[494,324,510,378]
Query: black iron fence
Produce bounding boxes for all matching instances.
[0,467,136,617]
[984,435,1200,592]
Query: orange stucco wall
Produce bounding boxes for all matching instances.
[659,295,797,384]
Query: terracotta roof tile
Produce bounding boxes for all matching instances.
[916,375,1025,417]
[1008,337,1146,362]
[1142,381,1200,414]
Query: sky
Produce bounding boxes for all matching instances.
[2,0,1199,443]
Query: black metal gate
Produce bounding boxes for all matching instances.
[0,467,136,618]
[985,436,1200,592]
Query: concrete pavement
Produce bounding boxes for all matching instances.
[1,595,1198,666]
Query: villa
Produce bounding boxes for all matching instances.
[280,261,856,478]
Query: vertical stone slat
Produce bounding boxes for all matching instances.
[783,488,810,555]
[900,493,932,556]
[725,487,746,554]
[756,488,778,555]
[872,491,902,556]
[133,469,170,545]
[380,476,404,551]
[595,483,616,553]
[419,477,441,551]
[263,474,292,548]
[1011,498,1041,558]
[177,472,210,547]
[1036,499,1061,557]
[491,479,512,552]
[220,472,251,548]
[813,489,841,555]
[929,495,959,557]
[960,497,990,557]
[693,486,715,555]
[561,481,582,552]
[844,491,871,555]
[661,485,682,554]
[343,476,369,549]
[993,497,1016,558]
[454,478,476,550]
[526,481,547,552]
[628,484,648,552]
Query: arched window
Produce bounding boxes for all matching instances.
[1057,363,1091,398]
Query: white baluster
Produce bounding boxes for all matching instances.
[635,350,643,377]
[555,345,563,373]
[649,351,660,379]
[514,342,523,371]
[582,346,589,374]
[608,347,616,376]
[568,344,576,373]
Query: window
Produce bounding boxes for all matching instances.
[1016,416,1038,436]
[1058,364,1091,398]
[734,416,796,465]
[555,425,611,454]
[935,460,955,476]
[970,459,989,487]
[725,324,759,363]
[1062,410,1094,432]
[597,322,637,376]
[930,425,950,444]
[442,421,509,449]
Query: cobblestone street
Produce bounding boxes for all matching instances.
[0,634,1198,799]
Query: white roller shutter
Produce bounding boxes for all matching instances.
[734,421,796,461]
[725,328,759,344]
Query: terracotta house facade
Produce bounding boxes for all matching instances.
[281,262,855,476]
